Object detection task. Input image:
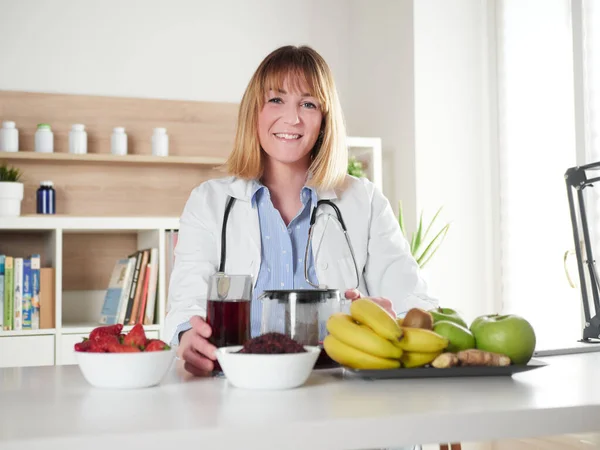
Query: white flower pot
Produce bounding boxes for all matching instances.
[0,181,24,217]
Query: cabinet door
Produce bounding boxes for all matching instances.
[0,336,55,368]
[59,331,160,365]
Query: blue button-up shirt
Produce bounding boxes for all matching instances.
[249,180,319,337]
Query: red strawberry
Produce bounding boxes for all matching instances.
[123,323,146,348]
[74,339,106,352]
[144,339,171,352]
[113,344,141,353]
[89,324,123,342]
[74,340,92,352]
[88,342,106,352]
[96,335,120,352]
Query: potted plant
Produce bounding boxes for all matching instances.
[398,201,450,268]
[0,162,24,217]
[347,156,366,178]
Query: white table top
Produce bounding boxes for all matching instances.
[1,351,600,450]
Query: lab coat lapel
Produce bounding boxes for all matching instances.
[310,187,338,267]
[226,177,261,273]
[244,202,261,257]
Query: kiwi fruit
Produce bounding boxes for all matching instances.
[402,308,434,330]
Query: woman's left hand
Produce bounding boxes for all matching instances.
[344,289,396,318]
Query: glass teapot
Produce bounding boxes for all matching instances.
[258,289,349,346]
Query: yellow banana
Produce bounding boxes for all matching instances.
[396,317,404,327]
[323,335,401,370]
[326,313,403,359]
[350,298,403,342]
[401,351,442,368]
[396,327,449,353]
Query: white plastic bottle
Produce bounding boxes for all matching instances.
[69,124,87,154]
[111,127,127,155]
[34,124,54,153]
[0,121,19,152]
[151,127,169,156]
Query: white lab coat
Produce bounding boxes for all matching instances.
[165,174,438,343]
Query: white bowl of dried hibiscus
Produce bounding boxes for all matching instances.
[74,323,175,389]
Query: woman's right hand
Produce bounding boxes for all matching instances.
[177,315,217,376]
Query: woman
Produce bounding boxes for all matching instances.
[166,44,438,376]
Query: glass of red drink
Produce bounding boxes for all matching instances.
[206,274,252,373]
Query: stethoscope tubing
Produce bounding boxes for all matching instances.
[218,196,361,290]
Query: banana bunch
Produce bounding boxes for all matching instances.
[324,300,449,370]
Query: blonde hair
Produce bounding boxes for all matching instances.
[225,45,348,191]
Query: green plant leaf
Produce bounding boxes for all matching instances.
[347,156,365,178]
[422,206,443,242]
[0,162,23,182]
[417,223,450,268]
[398,201,405,236]
[411,211,424,256]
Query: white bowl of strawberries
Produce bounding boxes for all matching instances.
[74,324,175,389]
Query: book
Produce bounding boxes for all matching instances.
[39,268,55,329]
[0,255,4,330]
[143,248,159,325]
[129,249,150,325]
[99,258,135,325]
[123,251,143,324]
[30,254,41,330]
[4,257,14,330]
[13,258,23,331]
[137,263,152,325]
[116,257,136,325]
[22,259,32,329]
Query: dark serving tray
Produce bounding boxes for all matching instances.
[342,359,548,380]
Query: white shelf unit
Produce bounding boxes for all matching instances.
[347,137,383,192]
[0,216,179,368]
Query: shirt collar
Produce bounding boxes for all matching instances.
[302,185,318,208]
[250,179,265,208]
[249,179,318,209]
[226,175,340,202]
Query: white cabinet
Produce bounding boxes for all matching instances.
[0,216,177,368]
[0,335,55,368]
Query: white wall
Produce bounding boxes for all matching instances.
[345,0,496,323]
[0,0,351,105]
[413,0,496,322]
[346,0,417,227]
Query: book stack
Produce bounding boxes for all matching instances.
[165,230,178,298]
[99,248,159,326]
[1,254,55,331]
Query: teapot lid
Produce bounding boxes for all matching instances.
[261,289,340,303]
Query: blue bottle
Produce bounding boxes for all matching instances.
[36,181,56,214]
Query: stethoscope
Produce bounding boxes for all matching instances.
[218,195,360,290]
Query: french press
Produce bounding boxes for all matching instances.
[258,289,349,346]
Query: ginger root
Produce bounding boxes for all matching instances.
[457,349,511,366]
[431,352,460,368]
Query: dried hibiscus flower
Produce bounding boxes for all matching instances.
[238,332,306,354]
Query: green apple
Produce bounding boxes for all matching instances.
[429,307,468,329]
[471,314,536,365]
[470,314,500,335]
[433,320,475,352]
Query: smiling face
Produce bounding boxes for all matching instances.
[257,76,323,169]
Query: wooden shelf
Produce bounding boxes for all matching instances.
[0,215,179,231]
[0,151,226,166]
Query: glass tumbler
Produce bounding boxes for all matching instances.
[205,273,253,350]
